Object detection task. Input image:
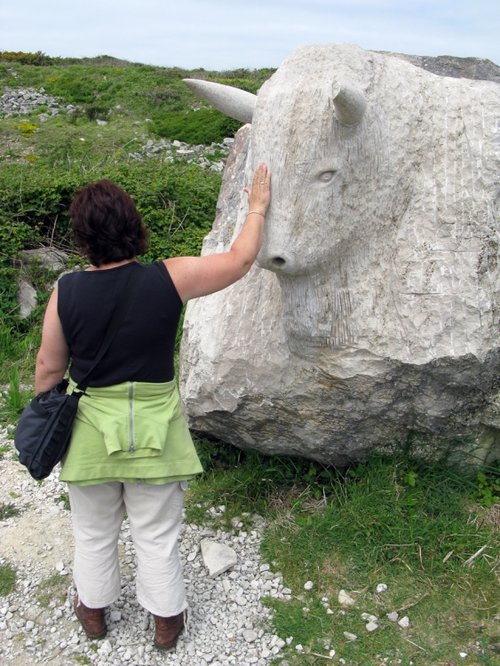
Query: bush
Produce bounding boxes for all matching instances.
[152,108,242,145]
[111,161,221,258]
[0,51,50,66]
[0,159,220,333]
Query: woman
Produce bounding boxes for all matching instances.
[34,163,271,651]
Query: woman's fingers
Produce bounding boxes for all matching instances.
[243,163,271,203]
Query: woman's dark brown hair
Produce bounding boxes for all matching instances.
[69,180,149,266]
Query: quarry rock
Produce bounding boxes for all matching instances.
[17,279,37,319]
[200,539,238,578]
[19,248,68,271]
[180,44,500,465]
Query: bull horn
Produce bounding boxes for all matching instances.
[183,78,257,124]
[332,82,366,127]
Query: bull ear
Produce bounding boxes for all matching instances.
[183,79,257,124]
[332,82,366,127]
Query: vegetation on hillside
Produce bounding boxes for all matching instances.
[0,50,274,381]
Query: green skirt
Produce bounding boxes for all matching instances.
[60,379,203,486]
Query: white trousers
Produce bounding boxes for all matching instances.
[68,481,187,617]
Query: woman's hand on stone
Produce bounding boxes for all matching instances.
[244,163,271,216]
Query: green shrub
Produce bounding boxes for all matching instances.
[0,51,51,66]
[0,159,219,337]
[152,108,242,145]
[92,161,221,259]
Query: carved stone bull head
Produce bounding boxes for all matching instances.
[184,44,498,361]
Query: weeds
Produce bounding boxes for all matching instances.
[0,367,32,422]
[35,573,68,607]
[0,323,40,385]
[471,466,500,508]
[0,502,20,520]
[0,563,16,596]
[6,367,24,414]
[74,656,92,665]
[56,492,70,511]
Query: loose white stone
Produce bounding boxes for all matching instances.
[387,611,399,622]
[304,580,314,591]
[343,632,358,641]
[376,583,388,593]
[98,639,113,655]
[200,540,238,577]
[361,613,378,623]
[366,621,378,632]
[398,616,410,628]
[338,590,356,606]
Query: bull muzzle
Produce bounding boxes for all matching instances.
[257,247,300,275]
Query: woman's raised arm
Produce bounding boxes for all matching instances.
[166,162,271,302]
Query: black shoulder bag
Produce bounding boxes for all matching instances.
[14,271,134,480]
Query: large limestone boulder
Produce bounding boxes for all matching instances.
[180,44,500,466]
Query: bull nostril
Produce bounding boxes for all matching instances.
[271,256,286,268]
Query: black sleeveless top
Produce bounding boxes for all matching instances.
[57,261,182,386]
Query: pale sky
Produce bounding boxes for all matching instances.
[0,1,498,70]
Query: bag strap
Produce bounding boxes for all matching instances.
[74,268,136,392]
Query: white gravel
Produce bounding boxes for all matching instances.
[0,424,290,665]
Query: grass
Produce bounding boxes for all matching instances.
[0,502,20,520]
[35,573,68,608]
[0,366,33,422]
[0,324,40,385]
[0,563,16,596]
[74,656,92,665]
[0,443,11,460]
[185,442,500,666]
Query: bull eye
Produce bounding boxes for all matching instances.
[317,170,336,183]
